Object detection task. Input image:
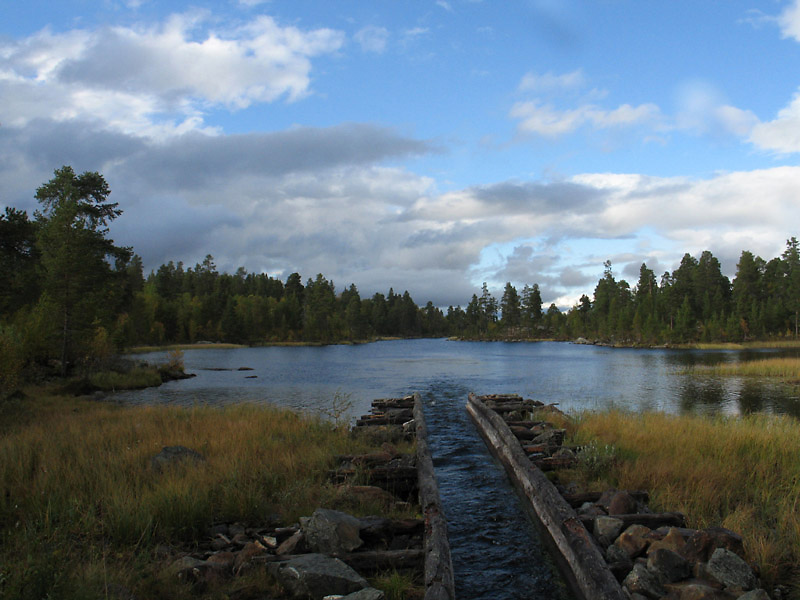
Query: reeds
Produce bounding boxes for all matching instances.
[570,410,800,590]
[0,394,385,599]
[700,357,800,380]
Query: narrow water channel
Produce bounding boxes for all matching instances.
[420,382,573,600]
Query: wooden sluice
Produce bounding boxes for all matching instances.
[333,394,455,600]
[467,392,628,600]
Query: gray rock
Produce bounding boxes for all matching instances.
[608,490,638,515]
[578,501,606,517]
[594,516,625,547]
[531,428,565,446]
[623,562,666,599]
[303,508,364,555]
[646,548,690,583]
[737,590,770,600]
[151,446,205,473]
[271,554,368,600]
[707,547,757,590]
[277,530,308,555]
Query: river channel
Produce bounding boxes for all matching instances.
[113,339,799,599]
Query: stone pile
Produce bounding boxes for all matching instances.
[476,393,770,600]
[168,507,423,599]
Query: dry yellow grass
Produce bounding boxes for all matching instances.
[701,357,800,380]
[0,391,392,599]
[569,410,800,591]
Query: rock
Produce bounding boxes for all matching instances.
[531,429,565,446]
[608,491,638,515]
[663,581,731,600]
[594,516,625,547]
[205,551,236,571]
[617,524,652,558]
[277,530,308,555]
[648,527,687,556]
[151,445,205,473]
[737,590,770,600]
[596,489,618,513]
[623,562,666,599]
[578,502,606,517]
[169,555,207,579]
[606,544,634,582]
[270,554,368,600]
[553,447,576,459]
[681,528,746,563]
[234,541,267,572]
[302,509,364,555]
[647,548,690,583]
[707,548,757,591]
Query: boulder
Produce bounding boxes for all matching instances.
[646,548,690,583]
[647,527,687,556]
[616,524,652,558]
[303,509,364,555]
[663,581,732,600]
[623,562,666,599]
[277,531,308,555]
[737,590,771,600]
[707,548,757,591]
[531,429,565,446]
[151,446,205,473]
[608,491,639,515]
[340,589,386,600]
[270,554,368,600]
[594,516,625,547]
[680,528,745,563]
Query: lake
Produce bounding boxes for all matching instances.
[113,338,800,419]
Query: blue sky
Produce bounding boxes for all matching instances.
[2,0,800,308]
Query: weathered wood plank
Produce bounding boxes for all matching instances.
[414,393,455,600]
[467,393,627,600]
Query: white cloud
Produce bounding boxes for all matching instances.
[510,100,661,137]
[779,0,800,41]
[518,69,584,92]
[436,1,453,12]
[0,13,344,136]
[674,79,759,138]
[749,91,800,153]
[354,25,389,53]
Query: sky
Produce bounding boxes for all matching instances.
[2,0,800,309]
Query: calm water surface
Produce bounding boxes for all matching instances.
[114,338,800,419]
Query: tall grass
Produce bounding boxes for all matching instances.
[570,410,800,591]
[0,394,384,599]
[700,357,800,380]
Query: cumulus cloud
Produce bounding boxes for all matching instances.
[354,25,389,53]
[749,91,800,153]
[779,0,800,41]
[0,13,344,136]
[674,79,759,138]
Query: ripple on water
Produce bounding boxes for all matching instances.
[421,386,573,600]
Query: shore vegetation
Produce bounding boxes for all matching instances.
[0,387,408,599]
[566,410,800,593]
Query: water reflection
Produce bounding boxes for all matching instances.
[113,339,800,419]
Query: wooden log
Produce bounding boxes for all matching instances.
[580,512,686,530]
[413,393,455,600]
[339,548,424,572]
[562,491,650,509]
[467,393,626,600]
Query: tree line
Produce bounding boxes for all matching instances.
[2,166,800,392]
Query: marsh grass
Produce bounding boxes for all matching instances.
[0,391,386,599]
[699,357,800,380]
[567,410,800,591]
[88,366,163,391]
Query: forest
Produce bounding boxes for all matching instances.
[2,166,800,390]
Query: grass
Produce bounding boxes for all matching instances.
[566,410,800,593]
[127,342,246,353]
[88,366,164,391]
[690,340,800,350]
[0,388,402,599]
[698,357,800,381]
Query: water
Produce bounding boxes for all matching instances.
[112,339,800,599]
[114,339,800,418]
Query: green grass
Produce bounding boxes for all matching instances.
[88,366,164,391]
[0,389,401,599]
[567,410,800,593]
